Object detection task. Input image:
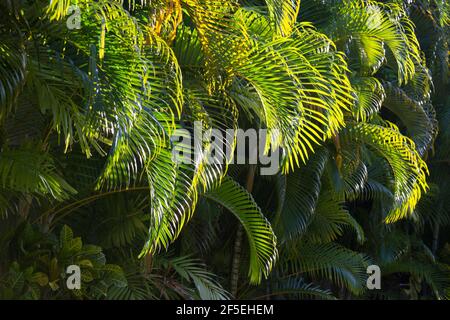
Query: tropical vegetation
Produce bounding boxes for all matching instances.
[0,0,449,299]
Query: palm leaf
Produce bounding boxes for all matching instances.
[205,176,278,284]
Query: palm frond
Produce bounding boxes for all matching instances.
[274,147,329,241]
[169,255,230,300]
[0,145,75,200]
[285,242,370,295]
[205,176,278,284]
[342,122,429,223]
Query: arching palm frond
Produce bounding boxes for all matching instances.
[304,191,365,244]
[324,0,422,83]
[266,276,336,300]
[205,177,278,284]
[168,255,231,300]
[351,76,385,122]
[342,122,429,223]
[382,82,438,156]
[0,26,26,121]
[234,11,354,171]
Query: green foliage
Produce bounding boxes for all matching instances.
[0,0,449,300]
[0,224,126,299]
[205,177,277,284]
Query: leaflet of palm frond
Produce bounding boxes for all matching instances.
[239,11,354,128]
[351,76,385,122]
[409,2,440,52]
[264,0,301,36]
[182,0,251,91]
[414,184,450,229]
[86,33,182,187]
[25,1,184,163]
[285,241,370,294]
[304,190,365,244]
[323,1,421,84]
[234,8,273,42]
[371,228,411,264]
[273,147,328,241]
[105,261,159,299]
[137,91,238,255]
[46,3,200,255]
[288,25,354,132]
[142,0,183,42]
[181,88,238,192]
[295,0,333,27]
[408,3,449,89]
[412,0,450,27]
[96,109,173,191]
[46,0,140,30]
[61,3,184,115]
[137,95,237,256]
[205,176,278,284]
[342,122,429,223]
[383,82,437,156]
[45,0,73,21]
[180,198,221,254]
[26,45,103,156]
[0,144,76,201]
[407,61,433,100]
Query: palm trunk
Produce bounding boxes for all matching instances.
[230,225,244,297]
[432,220,440,255]
[230,164,256,297]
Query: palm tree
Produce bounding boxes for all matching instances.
[0,0,448,299]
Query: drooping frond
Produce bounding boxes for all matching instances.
[0,20,26,122]
[382,82,438,156]
[351,76,385,122]
[234,12,353,171]
[182,0,251,90]
[342,122,429,223]
[268,276,336,300]
[205,177,278,284]
[329,0,422,84]
[305,191,365,244]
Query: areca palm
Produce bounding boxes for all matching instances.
[0,0,449,300]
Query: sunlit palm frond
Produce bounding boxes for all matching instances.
[342,121,429,223]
